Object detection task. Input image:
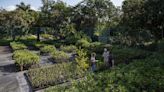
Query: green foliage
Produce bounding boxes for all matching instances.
[41,34,54,40]
[157,39,164,52]
[20,35,37,40]
[28,63,85,89]
[112,47,151,64]
[75,49,89,70]
[121,0,164,43]
[10,42,27,51]
[60,45,77,53]
[34,42,47,49]
[13,50,40,71]
[40,45,56,54]
[0,39,12,46]
[87,44,151,64]
[90,42,102,48]
[0,2,37,40]
[76,39,91,48]
[73,0,115,38]
[46,53,164,92]
[51,51,69,63]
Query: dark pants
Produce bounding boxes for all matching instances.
[108,59,112,67]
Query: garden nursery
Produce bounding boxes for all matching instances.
[0,0,163,92]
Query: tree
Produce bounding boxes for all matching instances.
[72,0,115,40]
[0,2,37,40]
[143,0,164,40]
[121,0,164,46]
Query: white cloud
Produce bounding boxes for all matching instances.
[111,0,124,6]
[6,5,16,11]
[31,6,38,11]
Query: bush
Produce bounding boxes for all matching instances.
[13,50,40,71]
[21,35,37,40]
[76,39,90,48]
[45,54,164,92]
[112,47,151,64]
[41,34,54,40]
[10,42,27,51]
[34,42,47,49]
[89,42,102,48]
[75,49,89,70]
[40,45,56,55]
[60,45,77,53]
[28,63,85,90]
[51,51,69,63]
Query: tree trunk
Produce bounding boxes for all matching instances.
[37,27,40,41]
[12,33,15,41]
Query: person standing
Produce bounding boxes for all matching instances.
[102,48,109,67]
[91,53,96,72]
[108,51,113,68]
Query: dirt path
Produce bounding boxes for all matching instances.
[0,46,20,92]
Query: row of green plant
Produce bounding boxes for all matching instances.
[10,42,27,51]
[41,34,54,40]
[45,53,164,92]
[39,45,70,63]
[27,62,85,90]
[13,50,40,71]
[51,51,69,63]
[60,45,77,53]
[40,45,56,55]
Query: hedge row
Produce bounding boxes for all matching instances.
[112,48,152,64]
[60,45,77,53]
[10,42,27,51]
[40,45,56,55]
[28,62,85,90]
[13,50,40,71]
[51,51,69,63]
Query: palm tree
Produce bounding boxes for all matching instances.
[16,2,31,11]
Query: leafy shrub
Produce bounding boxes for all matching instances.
[0,39,12,46]
[76,39,90,48]
[89,42,102,48]
[75,49,89,70]
[51,51,69,63]
[41,34,54,40]
[65,31,91,44]
[10,42,27,51]
[28,63,85,89]
[112,48,151,64]
[40,45,56,55]
[34,42,47,49]
[21,35,37,40]
[60,45,77,53]
[13,50,40,71]
[45,54,164,92]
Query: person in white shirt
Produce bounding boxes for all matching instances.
[91,53,96,72]
[102,48,109,67]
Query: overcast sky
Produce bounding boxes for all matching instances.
[0,0,124,11]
